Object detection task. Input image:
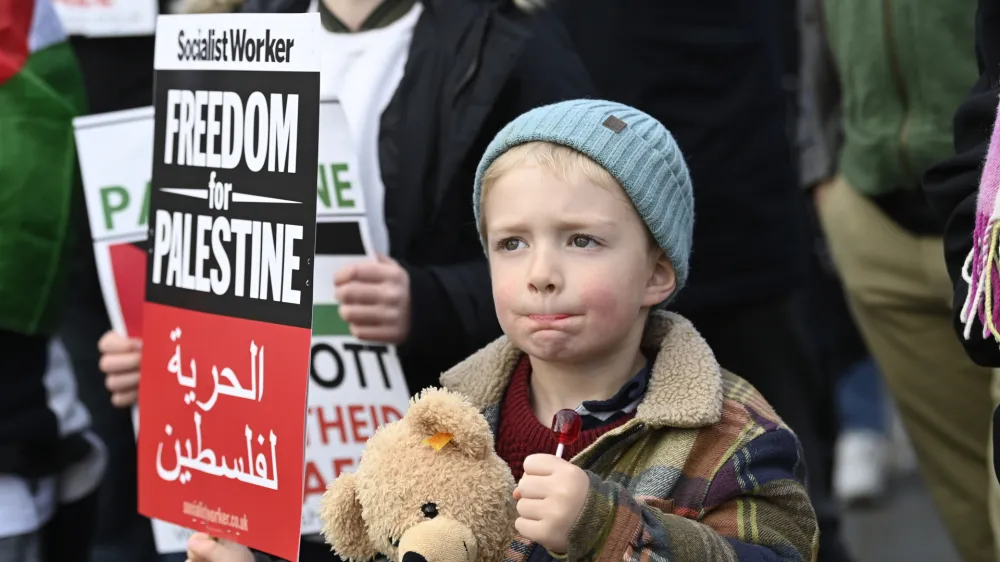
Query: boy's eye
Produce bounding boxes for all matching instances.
[500,238,525,252]
[571,235,598,248]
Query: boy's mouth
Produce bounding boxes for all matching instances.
[527,314,573,322]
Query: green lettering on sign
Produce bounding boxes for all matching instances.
[139,181,151,226]
[100,186,130,231]
[317,163,332,209]
[331,164,354,209]
[317,163,355,210]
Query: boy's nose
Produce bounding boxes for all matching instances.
[529,280,557,294]
[527,254,561,294]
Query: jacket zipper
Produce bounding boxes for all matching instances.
[881,0,917,183]
[453,13,487,101]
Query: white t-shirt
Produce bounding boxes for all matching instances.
[303,4,421,543]
[313,0,423,256]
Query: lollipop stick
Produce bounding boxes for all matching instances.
[555,443,565,459]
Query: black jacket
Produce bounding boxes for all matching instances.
[241,0,596,393]
[549,0,811,314]
[923,0,1000,366]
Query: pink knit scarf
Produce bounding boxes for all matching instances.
[961,95,1000,342]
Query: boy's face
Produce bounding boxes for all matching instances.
[483,166,676,364]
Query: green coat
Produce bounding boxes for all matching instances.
[799,0,978,196]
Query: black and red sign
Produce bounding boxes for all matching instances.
[136,13,321,561]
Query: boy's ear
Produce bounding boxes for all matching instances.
[319,473,378,562]
[644,252,676,307]
[408,388,493,459]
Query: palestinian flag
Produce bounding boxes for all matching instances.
[0,0,87,335]
[312,220,369,337]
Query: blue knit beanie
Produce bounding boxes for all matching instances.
[473,99,695,302]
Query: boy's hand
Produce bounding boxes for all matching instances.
[185,533,255,562]
[513,454,590,555]
[97,330,143,408]
[334,254,411,344]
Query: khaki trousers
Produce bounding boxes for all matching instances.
[818,177,1000,562]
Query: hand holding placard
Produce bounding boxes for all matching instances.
[185,532,254,562]
[98,330,143,408]
[334,253,411,344]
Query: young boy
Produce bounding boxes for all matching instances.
[186,99,819,561]
[445,98,819,561]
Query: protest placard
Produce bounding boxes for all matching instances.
[53,0,158,37]
[75,100,411,552]
[134,12,321,560]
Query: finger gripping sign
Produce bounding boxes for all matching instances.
[137,13,321,561]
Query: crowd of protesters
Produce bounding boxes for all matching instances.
[3,0,1000,561]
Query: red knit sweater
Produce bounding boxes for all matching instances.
[495,355,636,481]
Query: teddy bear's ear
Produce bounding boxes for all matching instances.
[319,472,378,562]
[407,388,493,459]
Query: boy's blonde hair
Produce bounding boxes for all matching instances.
[478,141,657,250]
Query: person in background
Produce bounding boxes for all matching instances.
[797,253,893,504]
[798,0,994,560]
[100,0,595,411]
[97,0,597,560]
[923,0,1000,557]
[0,0,107,560]
[787,0,892,506]
[830,357,890,503]
[547,1,850,559]
[60,4,180,561]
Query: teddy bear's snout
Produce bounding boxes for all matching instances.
[397,515,478,562]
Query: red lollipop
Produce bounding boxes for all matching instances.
[551,409,582,458]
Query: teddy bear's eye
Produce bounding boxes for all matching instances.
[421,502,438,519]
[389,537,400,548]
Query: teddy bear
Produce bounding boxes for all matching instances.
[319,388,517,562]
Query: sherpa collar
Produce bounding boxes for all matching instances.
[440,311,724,429]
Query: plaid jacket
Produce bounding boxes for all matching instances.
[440,311,819,562]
